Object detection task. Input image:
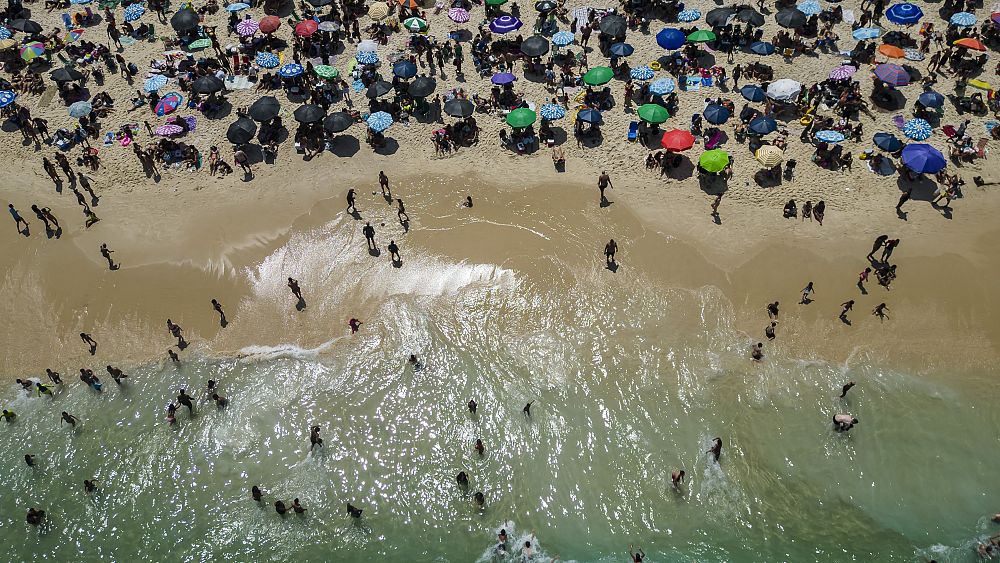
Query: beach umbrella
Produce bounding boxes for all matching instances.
[226,117,257,144]
[903,48,924,61]
[954,37,986,51]
[0,28,10,40]
[950,12,976,26]
[901,143,945,173]
[599,14,627,36]
[749,41,775,55]
[392,60,417,78]
[873,132,904,151]
[64,28,85,43]
[815,130,845,143]
[852,27,880,40]
[491,72,516,85]
[155,124,184,136]
[552,31,575,46]
[878,44,905,58]
[485,0,507,5]
[323,111,353,133]
[356,51,379,65]
[317,21,341,32]
[0,90,17,108]
[367,111,393,132]
[885,3,922,25]
[360,39,380,51]
[638,103,669,124]
[609,42,633,57]
[155,92,182,116]
[144,75,168,92]
[19,42,44,62]
[236,18,258,36]
[249,96,280,121]
[170,9,199,31]
[797,0,821,16]
[0,39,15,49]
[705,7,736,27]
[755,145,784,167]
[630,66,654,81]
[398,0,419,7]
[699,149,729,172]
[873,63,909,86]
[748,115,777,135]
[10,19,42,34]
[968,79,992,91]
[444,98,474,118]
[490,15,523,34]
[68,100,92,118]
[576,108,603,125]
[124,3,145,21]
[192,75,224,94]
[187,38,211,49]
[521,35,549,57]
[583,66,613,86]
[448,8,470,22]
[649,77,675,95]
[656,28,685,50]
[740,84,766,102]
[677,9,701,22]
[293,104,325,123]
[400,16,428,33]
[295,20,318,37]
[279,63,304,77]
[506,107,536,128]
[226,2,250,10]
[71,0,91,4]
[51,67,85,82]
[767,79,801,101]
[829,65,856,80]
[539,103,566,120]
[368,3,389,19]
[408,76,436,98]
[255,52,279,68]
[661,129,694,151]
[314,65,338,79]
[735,8,764,26]
[903,118,932,140]
[366,80,393,98]
[308,0,333,7]
[775,8,807,28]
[686,29,716,43]
[704,104,730,124]
[259,15,281,33]
[918,90,944,108]
[535,0,556,11]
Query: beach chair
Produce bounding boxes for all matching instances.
[627,121,638,141]
[941,124,957,139]
[705,130,723,149]
[976,138,989,158]
[62,13,73,29]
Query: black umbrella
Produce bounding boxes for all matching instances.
[293,103,325,123]
[170,9,200,32]
[736,8,765,26]
[226,118,257,144]
[50,67,85,82]
[366,80,393,99]
[192,75,224,94]
[307,0,332,6]
[534,0,556,11]
[521,35,549,57]
[775,8,807,29]
[10,19,42,34]
[249,96,281,122]
[323,111,353,133]
[443,98,474,118]
[408,77,436,98]
[706,7,736,27]
[598,14,627,37]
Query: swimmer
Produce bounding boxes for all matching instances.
[475,439,485,455]
[26,507,45,526]
[168,349,180,363]
[467,399,477,414]
[347,503,363,518]
[765,322,776,341]
[211,393,228,408]
[2,409,15,422]
[16,378,32,392]
[84,479,97,493]
[24,454,36,467]
[750,342,764,361]
[464,195,473,208]
[252,485,263,502]
[522,537,536,558]
[671,470,685,489]
[61,411,79,426]
[177,389,194,413]
[166,403,177,425]
[992,513,1000,523]
[474,492,485,506]
[274,500,288,516]
[708,437,722,462]
[407,354,421,369]
[456,471,469,487]
[629,545,646,562]
[498,528,508,545]
[292,498,306,514]
[206,380,217,396]
[766,301,779,319]
[523,401,533,417]
[833,413,859,432]
[106,365,128,386]
[45,369,62,385]
[349,318,362,334]
[310,425,323,450]
[839,381,856,398]
[36,382,53,397]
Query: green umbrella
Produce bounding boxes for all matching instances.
[485,0,507,5]
[402,17,428,32]
[686,29,716,43]
[699,149,729,172]
[187,38,212,50]
[582,66,613,86]
[637,103,669,124]
[506,107,537,128]
[314,65,339,78]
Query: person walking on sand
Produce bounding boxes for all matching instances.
[604,239,617,265]
[287,277,303,301]
[396,198,408,224]
[895,187,911,213]
[598,171,613,204]
[857,267,871,292]
[8,204,28,233]
[379,171,391,199]
[46,369,62,385]
[100,243,117,270]
[346,189,357,214]
[881,239,899,262]
[872,302,889,321]
[711,193,722,217]
[80,332,98,355]
[839,300,854,322]
[234,149,251,175]
[867,235,888,260]
[387,240,400,262]
[363,222,377,251]
[800,282,815,304]
[839,381,856,398]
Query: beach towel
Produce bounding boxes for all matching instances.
[36,86,57,109]
[843,9,855,24]
[686,76,701,91]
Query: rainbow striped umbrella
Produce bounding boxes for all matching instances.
[155,92,183,116]
[19,42,44,61]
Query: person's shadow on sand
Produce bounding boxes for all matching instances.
[392,258,403,268]
[606,260,619,273]
[349,210,362,221]
[295,297,307,311]
[368,248,381,257]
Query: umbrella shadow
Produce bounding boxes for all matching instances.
[264,0,295,17]
[374,137,399,155]
[550,126,568,146]
[896,175,937,201]
[329,135,360,157]
[664,155,695,180]
[753,168,783,187]
[698,173,728,194]
[241,144,265,164]
[576,130,604,148]
[202,100,233,120]
[1,119,22,133]
[871,89,907,111]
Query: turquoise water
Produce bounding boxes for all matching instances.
[2,270,999,562]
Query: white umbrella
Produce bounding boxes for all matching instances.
[357,39,378,53]
[766,79,801,101]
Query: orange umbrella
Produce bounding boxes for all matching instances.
[954,37,986,51]
[259,15,281,34]
[878,44,905,58]
[397,0,420,6]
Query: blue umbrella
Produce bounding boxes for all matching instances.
[489,15,523,34]
[749,41,775,55]
[392,60,417,78]
[949,12,976,26]
[356,51,379,65]
[576,108,603,124]
[70,0,91,4]
[255,52,279,68]
[903,118,932,140]
[796,0,821,16]
[885,3,923,25]
[748,115,777,135]
[852,27,881,40]
[367,110,393,132]
[144,74,168,92]
[901,143,945,173]
[656,28,685,50]
[740,84,766,102]
[0,27,10,40]
[491,72,516,85]
[609,42,633,57]
[630,66,654,80]
[539,103,566,120]
[677,9,701,22]
[226,2,250,10]
[0,90,16,108]
[873,132,904,151]
[918,90,944,108]
[649,77,675,95]
[552,31,574,46]
[815,130,845,143]
[279,63,304,77]
[123,3,145,22]
[704,104,730,124]
[68,100,92,117]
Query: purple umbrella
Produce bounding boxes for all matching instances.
[873,63,910,86]
[155,124,184,136]
[236,18,258,36]
[489,15,523,34]
[491,72,516,85]
[829,65,856,80]
[901,143,945,173]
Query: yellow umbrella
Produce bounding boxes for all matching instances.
[967,79,992,91]
[755,145,784,167]
[0,39,16,50]
[368,3,389,19]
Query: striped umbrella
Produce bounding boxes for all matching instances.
[677,9,701,21]
[873,63,909,86]
[851,27,880,40]
[123,3,145,21]
[154,92,182,116]
[255,52,279,68]
[903,48,924,61]
[236,18,259,36]
[885,3,922,24]
[155,123,184,136]
[314,65,338,78]
[539,103,566,120]
[949,12,976,26]
[144,74,168,92]
[65,28,85,42]
[490,15,523,34]
[368,3,388,20]
[829,65,856,80]
[226,2,250,10]
[448,8,469,22]
[0,27,10,40]
[552,31,574,46]
[402,17,428,32]
[19,42,44,61]
[630,66,654,80]
[355,51,379,65]
[278,63,304,77]
[755,145,784,167]
[903,118,932,140]
[815,130,845,143]
[649,77,675,95]
[367,111,393,132]
[0,90,16,108]
[796,0,821,15]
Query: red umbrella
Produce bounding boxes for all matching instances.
[295,19,318,36]
[953,37,986,51]
[259,15,281,34]
[660,129,695,151]
[397,0,419,7]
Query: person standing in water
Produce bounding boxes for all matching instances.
[100,243,118,270]
[839,381,856,398]
[177,389,194,414]
[167,349,180,363]
[61,411,79,427]
[604,239,617,265]
[362,222,377,251]
[84,479,97,494]
[467,399,477,414]
[80,332,98,355]
[456,471,469,487]
[750,342,763,361]
[597,171,613,204]
[211,299,227,326]
[833,414,858,432]
[396,199,408,224]
[378,171,391,200]
[523,401,534,417]
[707,437,722,462]
[252,485,264,502]
[387,240,400,262]
[766,301,779,319]
[765,322,777,341]
[349,318,362,334]
[474,439,485,455]
[287,277,303,302]
[629,545,646,562]
[310,425,323,450]
[45,369,62,385]
[24,454,36,467]
[346,188,357,214]
[671,470,685,489]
